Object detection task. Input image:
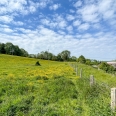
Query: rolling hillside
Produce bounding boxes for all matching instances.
[0,54,116,116]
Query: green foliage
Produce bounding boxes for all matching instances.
[69,56,77,62]
[37,50,71,62]
[35,61,41,66]
[76,77,115,116]
[77,55,86,63]
[0,42,28,57]
[0,43,5,54]
[85,59,91,65]
[99,62,115,74]
[37,51,54,60]
[59,50,71,61]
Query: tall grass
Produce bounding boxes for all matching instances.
[0,54,116,115]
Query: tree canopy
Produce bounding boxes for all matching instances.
[77,55,86,63]
[0,42,28,57]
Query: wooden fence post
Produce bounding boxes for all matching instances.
[90,75,94,86]
[80,68,82,78]
[111,88,116,111]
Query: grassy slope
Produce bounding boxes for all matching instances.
[76,63,116,87]
[0,54,116,116]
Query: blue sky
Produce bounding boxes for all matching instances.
[0,0,116,61]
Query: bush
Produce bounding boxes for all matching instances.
[35,61,41,66]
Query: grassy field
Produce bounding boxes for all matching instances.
[0,54,116,116]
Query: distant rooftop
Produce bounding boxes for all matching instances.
[107,62,116,68]
[107,62,116,64]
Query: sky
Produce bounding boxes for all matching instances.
[0,0,116,61]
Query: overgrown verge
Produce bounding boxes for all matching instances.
[0,75,116,116]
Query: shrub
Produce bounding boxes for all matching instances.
[35,61,41,66]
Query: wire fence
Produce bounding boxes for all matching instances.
[69,62,116,112]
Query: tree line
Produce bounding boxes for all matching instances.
[1,42,115,74]
[0,42,76,61]
[0,42,28,57]
[36,50,77,61]
[77,55,116,74]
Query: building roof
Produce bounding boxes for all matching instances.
[107,62,116,64]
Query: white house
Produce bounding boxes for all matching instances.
[107,62,116,68]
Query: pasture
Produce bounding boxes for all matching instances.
[0,54,116,116]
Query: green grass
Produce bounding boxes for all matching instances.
[0,54,116,116]
[76,63,116,87]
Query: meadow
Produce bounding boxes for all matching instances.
[0,54,116,116]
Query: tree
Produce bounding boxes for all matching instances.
[4,42,14,54]
[0,43,6,54]
[99,62,115,73]
[69,56,77,61]
[48,52,53,60]
[52,55,57,61]
[77,55,86,64]
[86,59,91,65]
[20,48,28,57]
[99,62,108,72]
[13,45,21,56]
[37,51,54,60]
[57,54,63,61]
[59,50,71,61]
[37,53,44,59]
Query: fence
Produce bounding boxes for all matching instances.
[69,62,116,112]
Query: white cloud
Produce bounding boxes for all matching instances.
[92,23,101,29]
[49,4,60,10]
[0,25,116,60]
[66,14,75,21]
[13,21,24,26]
[0,24,9,28]
[67,26,73,33]
[77,0,116,23]
[50,22,58,28]
[73,20,81,26]
[29,6,36,13]
[0,0,51,16]
[0,15,14,23]
[40,18,58,28]
[0,0,27,14]
[58,30,66,35]
[98,0,116,20]
[0,26,13,33]
[73,1,82,8]
[98,0,114,13]
[69,9,75,13]
[38,2,47,8]
[58,20,67,29]
[84,0,95,4]
[41,19,50,26]
[78,4,99,23]
[55,14,64,22]
[40,14,68,29]
[78,23,90,31]
[37,0,52,9]
[0,0,7,5]
[52,14,67,29]
[4,28,14,33]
